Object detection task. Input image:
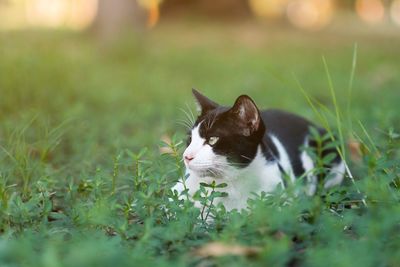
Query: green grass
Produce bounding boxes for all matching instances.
[0,22,399,267]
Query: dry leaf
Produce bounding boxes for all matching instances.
[159,134,174,154]
[348,139,362,163]
[273,230,286,240]
[193,242,261,258]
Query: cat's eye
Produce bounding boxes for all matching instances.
[208,136,219,146]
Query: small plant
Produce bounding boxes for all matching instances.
[193,180,228,223]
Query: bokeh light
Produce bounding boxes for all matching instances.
[391,0,400,26]
[355,0,385,24]
[26,0,70,28]
[249,0,289,19]
[137,0,162,28]
[1,0,400,31]
[66,0,98,30]
[0,0,97,30]
[26,0,97,29]
[286,0,334,30]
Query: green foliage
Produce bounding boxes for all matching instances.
[0,25,399,266]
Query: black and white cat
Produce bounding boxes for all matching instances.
[173,89,345,211]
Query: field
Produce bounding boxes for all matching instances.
[0,21,400,266]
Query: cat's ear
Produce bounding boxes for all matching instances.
[229,95,261,136]
[192,88,219,114]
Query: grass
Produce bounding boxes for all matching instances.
[0,22,399,266]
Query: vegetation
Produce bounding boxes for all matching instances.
[0,23,399,266]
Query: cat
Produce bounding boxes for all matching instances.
[172,89,345,211]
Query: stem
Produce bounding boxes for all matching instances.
[204,194,215,222]
[347,44,358,132]
[200,192,208,222]
[323,56,346,161]
[171,141,189,200]
[111,154,120,195]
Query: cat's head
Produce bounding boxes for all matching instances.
[183,89,265,178]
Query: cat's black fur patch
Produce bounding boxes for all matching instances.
[193,105,264,167]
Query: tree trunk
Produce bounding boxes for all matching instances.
[92,0,146,39]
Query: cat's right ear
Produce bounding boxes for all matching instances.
[192,88,219,114]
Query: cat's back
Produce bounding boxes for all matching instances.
[260,109,315,144]
[260,109,317,176]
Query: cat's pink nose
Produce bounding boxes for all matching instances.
[184,155,194,164]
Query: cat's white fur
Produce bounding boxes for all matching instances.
[270,135,295,183]
[173,123,345,211]
[325,161,345,188]
[301,149,318,195]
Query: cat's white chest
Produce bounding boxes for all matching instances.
[220,150,283,210]
[173,148,284,211]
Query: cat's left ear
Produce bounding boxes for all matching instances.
[229,95,261,136]
[192,88,219,115]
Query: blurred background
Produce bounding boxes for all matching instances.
[1,0,400,31]
[0,0,399,169]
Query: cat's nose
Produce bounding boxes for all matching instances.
[184,155,194,164]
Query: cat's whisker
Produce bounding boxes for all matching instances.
[228,162,247,168]
[178,116,193,128]
[207,169,220,177]
[208,167,226,177]
[240,155,253,161]
[185,103,196,125]
[197,167,227,177]
[176,123,191,131]
[176,120,192,130]
[199,161,239,170]
[179,107,195,126]
[209,112,218,129]
[190,160,226,166]
[190,164,219,168]
[205,159,246,167]
[210,112,217,129]
[177,116,192,130]
[175,121,188,128]
[176,117,191,125]
[205,118,211,130]
[190,163,227,171]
